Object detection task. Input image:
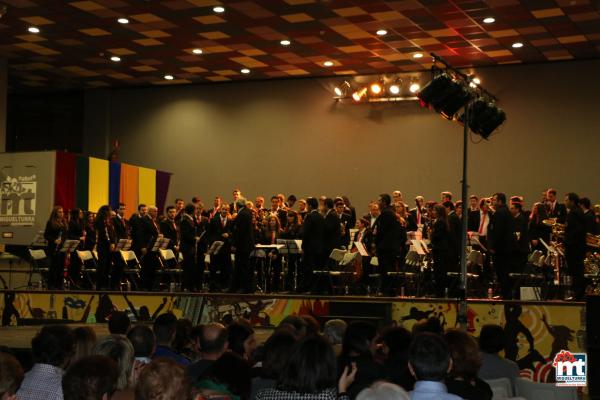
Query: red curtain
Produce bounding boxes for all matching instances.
[55,151,76,210]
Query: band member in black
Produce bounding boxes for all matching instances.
[231,198,255,293]
[300,197,324,293]
[528,202,551,253]
[323,198,342,263]
[374,194,403,296]
[430,204,451,298]
[546,188,567,224]
[510,201,530,276]
[564,193,587,300]
[44,205,67,289]
[355,217,374,293]
[281,210,302,291]
[94,205,115,290]
[113,203,129,240]
[180,204,199,291]
[260,215,283,292]
[334,198,352,249]
[160,206,179,254]
[67,208,85,287]
[488,193,516,299]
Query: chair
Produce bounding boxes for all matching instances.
[28,249,49,287]
[514,377,577,400]
[76,250,97,287]
[158,249,182,288]
[313,249,358,294]
[120,250,141,289]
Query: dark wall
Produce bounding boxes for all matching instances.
[7,91,84,153]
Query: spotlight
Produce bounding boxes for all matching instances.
[192,48,203,54]
[117,18,129,24]
[352,87,367,102]
[512,42,523,48]
[280,39,291,46]
[323,61,334,67]
[241,68,250,74]
[409,83,420,93]
[213,6,225,13]
[376,29,387,36]
[389,84,400,95]
[334,87,343,96]
[334,81,351,97]
[28,26,40,33]
[483,17,495,23]
[164,74,174,80]
[417,73,472,119]
[370,81,383,95]
[110,56,121,62]
[413,53,423,59]
[460,98,506,139]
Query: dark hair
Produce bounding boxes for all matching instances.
[581,197,591,209]
[379,194,391,207]
[135,358,191,400]
[227,323,254,358]
[324,198,334,209]
[94,205,112,230]
[493,192,507,205]
[469,195,478,201]
[118,202,125,208]
[175,198,184,203]
[381,327,412,358]
[278,315,308,338]
[200,323,228,355]
[547,188,557,196]
[31,325,75,367]
[108,311,131,335]
[412,317,443,336]
[203,352,251,398]
[137,204,147,211]
[261,332,296,380]
[566,192,580,206]
[72,327,97,363]
[301,315,320,338]
[69,208,82,222]
[127,325,155,358]
[442,201,455,211]
[408,333,450,381]
[287,195,297,202]
[62,355,118,400]
[173,319,193,355]
[444,329,481,379]
[511,202,523,212]
[166,205,176,212]
[478,324,505,354]
[341,321,378,360]
[277,336,337,393]
[306,197,318,210]
[184,204,196,215]
[0,352,24,397]
[153,313,178,345]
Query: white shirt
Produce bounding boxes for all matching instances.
[478,210,490,237]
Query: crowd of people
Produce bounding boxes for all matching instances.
[0,311,524,400]
[44,188,598,299]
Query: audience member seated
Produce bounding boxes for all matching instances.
[407,333,462,400]
[443,329,492,400]
[356,382,410,400]
[300,315,321,338]
[256,336,356,400]
[187,325,204,363]
[228,322,257,364]
[127,325,156,370]
[93,335,135,400]
[323,319,347,356]
[109,311,131,335]
[0,352,24,400]
[381,327,413,389]
[477,324,519,384]
[276,316,308,340]
[62,355,118,400]
[250,331,296,399]
[187,323,228,385]
[196,352,251,400]
[338,321,384,399]
[411,318,443,336]
[71,327,97,364]
[152,313,190,366]
[17,325,75,400]
[173,319,198,362]
[135,358,191,400]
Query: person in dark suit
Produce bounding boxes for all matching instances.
[430,205,451,298]
[300,197,325,293]
[231,198,255,293]
[443,201,462,274]
[375,194,403,296]
[112,203,129,240]
[94,205,116,290]
[208,204,233,291]
[160,206,179,253]
[564,193,587,300]
[409,196,427,231]
[323,198,342,260]
[334,198,352,249]
[546,188,567,224]
[355,218,375,292]
[67,208,85,287]
[581,197,598,235]
[488,193,516,299]
[130,204,150,258]
[529,202,552,252]
[44,206,67,289]
[139,206,161,290]
[510,201,529,276]
[342,196,357,231]
[180,203,199,291]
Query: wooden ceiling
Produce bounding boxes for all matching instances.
[1,0,599,91]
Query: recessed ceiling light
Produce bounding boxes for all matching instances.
[413,53,423,59]
[117,18,129,24]
[483,17,495,24]
[280,39,291,46]
[512,42,524,48]
[164,75,174,80]
[192,48,203,54]
[241,68,250,74]
[376,29,388,36]
[323,61,334,67]
[28,26,40,33]
[110,56,121,62]
[213,6,225,13]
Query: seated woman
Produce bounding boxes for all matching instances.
[444,329,493,400]
[260,215,283,292]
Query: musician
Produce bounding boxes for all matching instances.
[441,191,453,204]
[334,198,352,248]
[192,196,210,219]
[300,197,325,293]
[67,208,85,286]
[231,198,255,293]
[392,191,403,205]
[395,202,409,229]
[44,206,67,289]
[282,211,302,291]
[84,211,96,251]
[366,201,380,229]
[546,188,567,224]
[180,204,200,291]
[510,201,530,275]
[468,195,479,213]
[342,196,357,230]
[374,194,403,296]
[269,195,288,229]
[255,196,266,212]
[455,201,463,219]
[297,199,308,220]
[323,198,342,260]
[443,201,462,273]
[130,204,149,257]
[138,206,161,290]
[208,196,222,220]
[94,205,116,290]
[430,205,451,298]
[488,193,517,299]
[564,193,587,300]
[580,197,598,235]
[287,195,297,209]
[160,206,179,253]
[260,215,283,292]
[355,217,375,292]
[208,204,233,291]
[174,198,185,221]
[529,202,552,252]
[469,198,491,244]
[112,203,128,240]
[409,196,427,231]
[229,189,242,216]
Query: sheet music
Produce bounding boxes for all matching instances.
[329,249,346,262]
[255,244,284,249]
[341,252,359,266]
[411,240,426,255]
[354,242,369,257]
[469,236,487,252]
[370,256,379,266]
[294,239,303,250]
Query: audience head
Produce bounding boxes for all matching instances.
[62,355,118,400]
[199,323,228,359]
[381,327,412,359]
[72,327,97,363]
[31,325,75,369]
[581,197,591,210]
[323,319,347,346]
[412,317,443,336]
[227,322,256,361]
[153,313,177,346]
[0,352,24,400]
[301,315,320,338]
[379,194,392,208]
[341,321,378,360]
[261,331,297,380]
[306,197,319,211]
[184,204,195,215]
[444,328,482,380]
[135,358,190,400]
[478,324,506,354]
[278,336,337,394]
[108,311,131,335]
[408,333,451,382]
[127,325,156,359]
[278,315,308,339]
[93,335,135,390]
[203,352,251,399]
[356,381,410,400]
[173,319,193,356]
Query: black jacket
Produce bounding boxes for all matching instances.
[374,206,403,254]
[564,208,586,253]
[232,207,255,253]
[301,210,325,254]
[513,213,530,254]
[160,218,179,249]
[488,205,516,254]
[112,215,128,240]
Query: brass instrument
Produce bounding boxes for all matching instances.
[542,218,565,240]
[586,233,600,249]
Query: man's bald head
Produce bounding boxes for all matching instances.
[200,323,228,357]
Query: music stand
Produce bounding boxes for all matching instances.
[60,240,80,253]
[277,239,302,292]
[208,241,224,256]
[30,231,47,247]
[254,244,284,293]
[151,238,170,252]
[115,239,132,252]
[27,232,49,288]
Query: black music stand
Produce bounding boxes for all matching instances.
[60,240,80,288]
[277,239,302,292]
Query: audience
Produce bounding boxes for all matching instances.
[127,325,156,366]
[62,355,118,400]
[187,323,228,384]
[250,331,296,399]
[443,329,492,400]
[17,325,74,400]
[0,352,24,400]
[71,327,97,364]
[152,313,190,366]
[477,324,519,384]
[196,352,251,400]
[93,335,135,400]
[228,323,257,363]
[407,333,461,400]
[381,327,413,389]
[356,382,410,400]
[135,358,191,400]
[277,316,308,339]
[108,311,131,335]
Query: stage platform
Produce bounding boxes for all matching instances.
[0,289,586,384]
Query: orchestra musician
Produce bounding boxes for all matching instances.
[334,198,352,249]
[510,201,530,277]
[341,196,357,230]
[208,196,222,220]
[374,194,403,296]
[409,196,427,232]
[366,201,380,229]
[581,197,598,235]
[546,188,567,224]
[180,203,199,291]
[67,208,85,287]
[300,197,324,293]
[231,198,255,293]
[281,210,302,291]
[44,206,67,289]
[208,204,233,291]
[528,202,552,252]
[260,215,283,292]
[488,193,517,299]
[94,205,116,290]
[255,196,266,212]
[84,211,96,252]
[113,203,128,240]
[430,204,451,298]
[564,193,586,300]
[229,189,242,216]
[297,199,308,220]
[160,206,179,254]
[354,217,374,293]
[443,201,462,274]
[269,195,288,229]
[323,198,342,267]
